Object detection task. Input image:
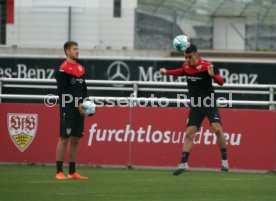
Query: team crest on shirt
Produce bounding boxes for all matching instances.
[66,128,72,135]
[196,65,202,70]
[7,113,38,152]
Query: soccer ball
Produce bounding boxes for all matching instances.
[82,100,96,117]
[172,35,191,52]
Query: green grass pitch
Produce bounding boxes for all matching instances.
[0,164,275,201]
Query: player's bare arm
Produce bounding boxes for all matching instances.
[207,64,214,76]
[78,103,86,117]
[160,68,167,75]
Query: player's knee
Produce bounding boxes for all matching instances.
[70,137,80,145]
[185,127,197,140]
[212,123,223,135]
[59,138,69,145]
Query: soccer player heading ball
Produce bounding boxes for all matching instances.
[160,44,229,175]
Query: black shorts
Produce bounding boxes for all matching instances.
[59,105,84,138]
[186,106,222,128]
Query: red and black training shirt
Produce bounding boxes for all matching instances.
[55,60,88,106]
[165,57,224,98]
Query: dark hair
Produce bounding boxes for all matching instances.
[63,41,78,55]
[185,44,197,54]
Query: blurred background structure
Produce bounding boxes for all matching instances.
[138,0,276,51]
[1,0,276,52]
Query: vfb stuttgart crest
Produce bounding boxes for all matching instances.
[7,113,38,152]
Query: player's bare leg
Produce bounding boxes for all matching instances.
[68,136,79,163]
[68,136,79,175]
[67,136,88,179]
[211,122,229,171]
[55,138,69,179]
[183,126,198,152]
[173,126,197,176]
[56,138,69,161]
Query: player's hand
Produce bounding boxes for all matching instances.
[78,103,86,117]
[207,65,214,76]
[160,68,167,75]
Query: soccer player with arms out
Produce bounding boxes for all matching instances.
[55,41,89,180]
[160,44,229,175]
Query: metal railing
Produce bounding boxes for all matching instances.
[0,78,276,110]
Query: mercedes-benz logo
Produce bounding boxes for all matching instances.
[107,61,130,81]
